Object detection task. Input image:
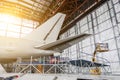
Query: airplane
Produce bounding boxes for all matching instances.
[0,73,26,80]
[0,75,19,80]
[0,13,91,64]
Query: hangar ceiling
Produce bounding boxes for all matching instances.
[0,0,107,34]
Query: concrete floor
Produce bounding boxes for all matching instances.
[0,73,120,80]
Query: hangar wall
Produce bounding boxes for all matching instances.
[0,14,38,38]
[60,0,120,73]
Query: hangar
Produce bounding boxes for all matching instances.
[0,0,120,80]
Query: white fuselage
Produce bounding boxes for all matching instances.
[0,36,55,59]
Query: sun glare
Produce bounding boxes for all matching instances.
[0,13,37,38]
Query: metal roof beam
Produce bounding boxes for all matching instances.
[18,0,45,12]
[60,0,107,34]
[52,0,66,14]
[65,0,88,20]
[31,0,49,8]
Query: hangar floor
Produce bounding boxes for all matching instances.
[0,73,120,80]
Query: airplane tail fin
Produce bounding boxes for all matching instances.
[23,13,66,43]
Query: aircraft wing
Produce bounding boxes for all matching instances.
[35,33,91,52]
